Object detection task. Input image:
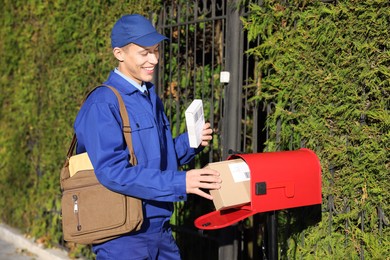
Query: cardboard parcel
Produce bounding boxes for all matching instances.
[206,159,251,210]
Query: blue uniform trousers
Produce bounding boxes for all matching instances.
[92,220,181,260]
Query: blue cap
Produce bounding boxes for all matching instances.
[111,14,168,48]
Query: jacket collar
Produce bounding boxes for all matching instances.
[103,70,140,95]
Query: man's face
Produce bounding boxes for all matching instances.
[117,43,160,84]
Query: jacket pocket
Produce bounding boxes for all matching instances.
[131,113,154,133]
[130,114,160,162]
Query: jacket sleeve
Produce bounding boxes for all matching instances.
[74,98,187,202]
[173,133,204,166]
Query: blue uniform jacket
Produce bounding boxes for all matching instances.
[74,71,200,221]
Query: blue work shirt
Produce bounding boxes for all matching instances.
[74,71,200,221]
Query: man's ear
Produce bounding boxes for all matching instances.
[113,47,124,62]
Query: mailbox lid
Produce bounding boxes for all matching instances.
[194,206,255,230]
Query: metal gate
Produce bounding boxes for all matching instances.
[152,1,388,259]
[154,0,266,259]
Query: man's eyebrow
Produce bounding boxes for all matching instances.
[136,45,159,54]
[146,45,160,51]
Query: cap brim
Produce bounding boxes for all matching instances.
[132,32,168,47]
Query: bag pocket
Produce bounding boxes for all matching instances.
[61,176,127,238]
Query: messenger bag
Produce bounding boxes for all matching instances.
[60,85,143,245]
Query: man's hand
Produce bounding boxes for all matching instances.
[186,168,221,200]
[200,122,213,147]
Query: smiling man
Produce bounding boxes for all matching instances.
[73,14,221,259]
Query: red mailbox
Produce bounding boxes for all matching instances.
[195,148,322,230]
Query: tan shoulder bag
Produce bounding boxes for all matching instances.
[60,85,143,245]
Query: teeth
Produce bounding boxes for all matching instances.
[144,68,154,71]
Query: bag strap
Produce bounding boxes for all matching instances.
[65,84,137,165]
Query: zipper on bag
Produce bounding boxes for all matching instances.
[72,195,82,231]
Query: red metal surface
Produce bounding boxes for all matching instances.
[194,205,252,230]
[194,148,322,230]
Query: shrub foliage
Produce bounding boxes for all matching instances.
[0,0,161,257]
[0,0,389,259]
[242,0,389,258]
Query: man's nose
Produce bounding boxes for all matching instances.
[149,53,158,64]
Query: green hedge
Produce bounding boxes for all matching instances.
[243,0,389,258]
[0,0,160,257]
[1,0,389,259]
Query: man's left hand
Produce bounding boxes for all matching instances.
[201,122,213,147]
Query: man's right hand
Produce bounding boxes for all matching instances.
[186,168,222,200]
